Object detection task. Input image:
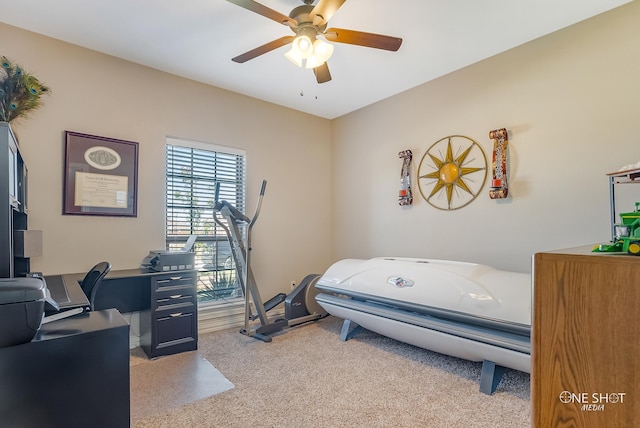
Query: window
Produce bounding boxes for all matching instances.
[165,138,245,304]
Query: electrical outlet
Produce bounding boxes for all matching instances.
[290,281,296,289]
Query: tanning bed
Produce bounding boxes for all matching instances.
[314,257,531,394]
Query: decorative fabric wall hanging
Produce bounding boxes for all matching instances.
[417,135,487,210]
[398,150,413,206]
[489,128,509,199]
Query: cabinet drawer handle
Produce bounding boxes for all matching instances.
[169,294,183,299]
[157,275,183,282]
[169,312,183,317]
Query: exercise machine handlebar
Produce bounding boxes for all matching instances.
[213,180,266,227]
[249,180,266,229]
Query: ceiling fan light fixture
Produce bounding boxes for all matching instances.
[284,48,304,67]
[287,37,334,69]
[313,38,334,62]
[305,41,333,69]
[291,34,314,59]
[304,54,323,69]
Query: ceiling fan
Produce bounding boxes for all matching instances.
[226,0,403,84]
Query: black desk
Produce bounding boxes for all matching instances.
[49,268,160,313]
[0,309,130,428]
[50,268,192,311]
[48,269,198,358]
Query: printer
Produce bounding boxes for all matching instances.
[141,235,197,272]
[0,277,47,347]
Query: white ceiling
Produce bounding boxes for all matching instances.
[0,0,631,119]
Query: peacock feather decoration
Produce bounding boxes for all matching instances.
[0,56,50,123]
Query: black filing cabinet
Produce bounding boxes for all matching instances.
[140,270,198,358]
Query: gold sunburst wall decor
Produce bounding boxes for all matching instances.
[417,135,487,210]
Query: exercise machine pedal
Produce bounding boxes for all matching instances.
[264,293,287,312]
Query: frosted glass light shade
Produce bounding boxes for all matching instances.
[313,39,333,62]
[305,39,334,69]
[285,48,304,67]
[292,35,313,59]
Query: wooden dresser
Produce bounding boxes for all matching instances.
[532,245,640,427]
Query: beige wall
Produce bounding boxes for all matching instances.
[331,1,640,273]
[2,1,639,291]
[1,23,332,298]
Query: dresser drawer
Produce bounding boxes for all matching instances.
[155,288,195,309]
[155,309,196,348]
[152,272,196,291]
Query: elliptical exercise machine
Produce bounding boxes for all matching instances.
[213,180,327,342]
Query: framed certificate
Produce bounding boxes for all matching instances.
[63,131,138,217]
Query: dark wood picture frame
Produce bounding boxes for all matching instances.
[63,131,138,217]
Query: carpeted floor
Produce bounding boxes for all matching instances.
[131,316,530,427]
[130,350,234,421]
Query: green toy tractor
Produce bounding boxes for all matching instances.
[594,202,640,255]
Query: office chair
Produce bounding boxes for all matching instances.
[80,261,112,311]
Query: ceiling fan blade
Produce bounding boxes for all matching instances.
[313,62,332,84]
[310,0,347,26]
[325,27,402,51]
[226,0,296,27]
[232,36,295,63]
